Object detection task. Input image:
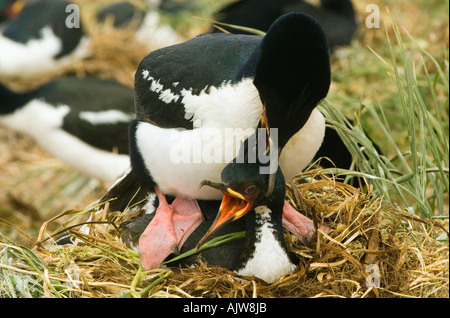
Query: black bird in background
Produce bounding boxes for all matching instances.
[0,0,90,76]
[211,0,358,52]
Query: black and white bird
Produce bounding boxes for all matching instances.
[212,0,358,51]
[98,12,331,270]
[0,77,134,182]
[0,0,90,77]
[96,1,182,51]
[195,161,316,283]
[121,130,330,283]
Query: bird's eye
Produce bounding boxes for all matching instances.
[244,185,257,195]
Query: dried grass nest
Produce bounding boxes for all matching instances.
[8,170,445,298]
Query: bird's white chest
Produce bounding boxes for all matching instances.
[134,78,262,199]
[236,206,296,284]
[135,108,325,199]
[135,122,255,199]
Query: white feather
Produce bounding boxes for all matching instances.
[79,110,134,125]
[180,79,262,127]
[142,71,181,104]
[0,99,130,182]
[279,108,325,182]
[0,26,89,77]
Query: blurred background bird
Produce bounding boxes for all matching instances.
[210,0,358,51]
[0,0,90,77]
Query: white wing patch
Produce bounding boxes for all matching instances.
[141,70,261,130]
[79,110,134,125]
[0,99,130,182]
[179,79,261,129]
[141,69,180,104]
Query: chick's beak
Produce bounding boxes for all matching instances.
[196,180,254,249]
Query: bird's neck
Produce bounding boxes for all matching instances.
[235,204,296,284]
[0,84,33,115]
[248,204,285,243]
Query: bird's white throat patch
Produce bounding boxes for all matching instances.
[235,205,296,284]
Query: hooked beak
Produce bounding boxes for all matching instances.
[8,0,25,18]
[196,180,254,249]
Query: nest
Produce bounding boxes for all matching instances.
[2,172,446,298]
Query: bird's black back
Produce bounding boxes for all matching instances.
[2,0,85,58]
[134,33,262,129]
[212,0,357,51]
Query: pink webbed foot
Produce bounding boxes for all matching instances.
[282,201,330,244]
[171,197,204,249]
[138,188,204,270]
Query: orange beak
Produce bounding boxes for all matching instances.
[196,180,254,249]
[8,0,25,19]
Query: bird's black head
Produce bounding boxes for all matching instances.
[222,158,286,208]
[197,154,286,248]
[253,12,331,149]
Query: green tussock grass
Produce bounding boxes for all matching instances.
[318,12,449,219]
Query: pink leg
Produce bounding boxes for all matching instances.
[139,189,178,270]
[138,188,203,271]
[282,201,330,244]
[171,198,204,249]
